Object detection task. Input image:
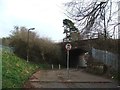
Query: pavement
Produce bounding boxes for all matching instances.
[23,69,119,88]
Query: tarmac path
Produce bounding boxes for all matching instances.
[23,69,119,88]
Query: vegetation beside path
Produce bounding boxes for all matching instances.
[2,50,40,88]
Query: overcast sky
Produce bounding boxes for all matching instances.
[0,0,70,42]
[0,0,119,42]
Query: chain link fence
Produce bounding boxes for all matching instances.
[1,45,14,53]
[92,47,118,71]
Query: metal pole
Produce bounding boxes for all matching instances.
[26,28,35,62]
[59,64,61,70]
[27,30,29,62]
[67,50,70,79]
[52,64,54,69]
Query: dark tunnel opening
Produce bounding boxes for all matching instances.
[69,48,87,68]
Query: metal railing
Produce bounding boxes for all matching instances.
[92,47,118,70]
[0,45,14,53]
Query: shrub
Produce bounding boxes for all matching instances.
[9,26,62,65]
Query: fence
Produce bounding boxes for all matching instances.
[0,45,14,53]
[92,47,118,70]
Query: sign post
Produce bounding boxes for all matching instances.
[67,50,70,79]
[65,43,72,80]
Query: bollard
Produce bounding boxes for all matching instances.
[59,64,61,70]
[52,64,54,69]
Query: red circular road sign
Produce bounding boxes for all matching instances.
[65,43,72,50]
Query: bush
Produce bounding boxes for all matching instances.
[86,61,108,75]
[9,26,62,65]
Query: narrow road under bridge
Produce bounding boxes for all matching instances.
[69,48,88,68]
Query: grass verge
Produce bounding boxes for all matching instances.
[2,51,39,88]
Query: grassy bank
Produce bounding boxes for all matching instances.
[2,51,39,88]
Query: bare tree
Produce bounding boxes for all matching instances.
[64,0,118,39]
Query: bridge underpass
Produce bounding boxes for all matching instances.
[69,48,88,68]
[23,42,118,88]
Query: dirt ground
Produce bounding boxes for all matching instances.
[23,69,119,88]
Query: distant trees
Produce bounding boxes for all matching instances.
[8,26,62,64]
[2,37,11,46]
